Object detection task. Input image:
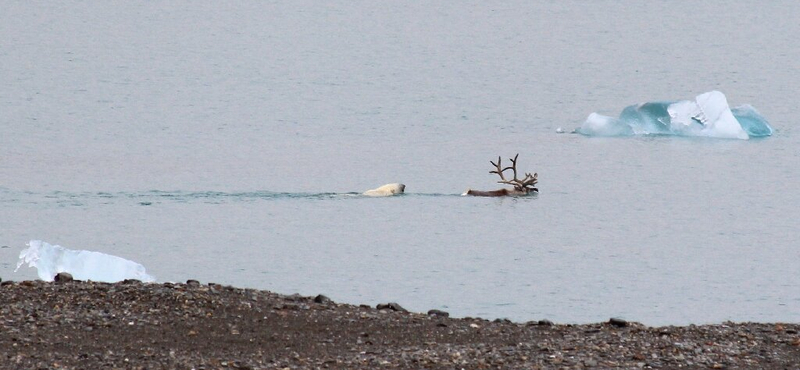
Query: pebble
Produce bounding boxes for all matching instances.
[313,295,332,304]
[427,309,449,318]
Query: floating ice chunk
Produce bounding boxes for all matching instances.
[732,104,774,137]
[667,99,705,128]
[15,240,155,283]
[675,91,748,139]
[581,112,634,137]
[579,91,772,140]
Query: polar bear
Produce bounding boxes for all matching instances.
[363,183,405,197]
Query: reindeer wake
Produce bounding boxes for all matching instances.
[578,91,773,140]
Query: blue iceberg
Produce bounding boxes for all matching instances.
[578,91,773,140]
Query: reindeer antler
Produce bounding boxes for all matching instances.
[490,153,537,191]
[489,156,509,182]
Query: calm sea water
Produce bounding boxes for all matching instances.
[2,1,799,326]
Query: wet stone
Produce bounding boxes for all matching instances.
[286,293,303,301]
[314,295,332,304]
[609,318,628,327]
[54,273,73,283]
[376,303,407,312]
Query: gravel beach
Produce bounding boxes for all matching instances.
[1,277,798,369]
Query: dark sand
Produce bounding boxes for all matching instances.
[1,278,798,369]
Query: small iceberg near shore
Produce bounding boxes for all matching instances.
[578,91,773,140]
[15,240,155,283]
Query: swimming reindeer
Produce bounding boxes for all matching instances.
[463,154,538,197]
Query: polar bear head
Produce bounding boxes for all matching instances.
[363,183,406,197]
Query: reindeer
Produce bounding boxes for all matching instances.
[463,154,538,196]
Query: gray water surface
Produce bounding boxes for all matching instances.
[2,1,799,326]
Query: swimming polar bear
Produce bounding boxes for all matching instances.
[363,183,406,197]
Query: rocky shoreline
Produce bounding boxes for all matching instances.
[1,277,799,369]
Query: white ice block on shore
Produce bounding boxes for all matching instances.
[15,240,155,283]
